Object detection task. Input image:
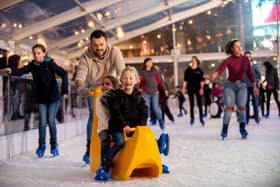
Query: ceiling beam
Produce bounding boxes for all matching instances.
[73,0,117,38]
[48,0,190,51]
[0,0,24,10]
[68,0,222,59]
[12,0,122,41]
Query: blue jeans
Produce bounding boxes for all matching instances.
[144,93,163,122]
[99,130,110,161]
[246,87,259,121]
[223,81,247,124]
[87,96,94,141]
[104,132,124,163]
[38,100,60,145]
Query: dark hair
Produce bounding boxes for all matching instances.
[143,57,152,70]
[224,39,239,55]
[263,61,274,71]
[191,56,200,66]
[32,44,46,53]
[244,51,253,62]
[102,75,119,89]
[8,54,20,69]
[90,30,107,41]
[244,51,251,55]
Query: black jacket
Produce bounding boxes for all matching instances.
[265,67,279,90]
[11,57,68,104]
[108,88,147,134]
[184,67,204,92]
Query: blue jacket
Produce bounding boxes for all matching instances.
[11,57,68,104]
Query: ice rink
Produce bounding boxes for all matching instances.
[0,110,280,187]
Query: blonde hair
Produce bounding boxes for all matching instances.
[120,66,139,82]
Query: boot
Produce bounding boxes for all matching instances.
[221,124,228,140]
[83,140,90,164]
[36,139,46,158]
[239,122,248,139]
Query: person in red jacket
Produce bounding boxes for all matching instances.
[211,39,258,140]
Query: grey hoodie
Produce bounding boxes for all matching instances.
[75,44,125,89]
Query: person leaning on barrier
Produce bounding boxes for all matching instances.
[4,44,68,157]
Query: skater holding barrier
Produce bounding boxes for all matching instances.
[211,39,258,140]
[5,44,68,157]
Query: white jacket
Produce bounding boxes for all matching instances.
[96,96,110,134]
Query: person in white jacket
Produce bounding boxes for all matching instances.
[96,75,119,165]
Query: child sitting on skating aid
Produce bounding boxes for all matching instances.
[95,75,119,166]
[95,66,170,181]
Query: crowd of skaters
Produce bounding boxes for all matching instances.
[1,30,280,181]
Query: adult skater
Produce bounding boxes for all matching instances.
[211,39,258,139]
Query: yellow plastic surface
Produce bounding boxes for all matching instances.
[89,88,102,173]
[111,126,162,180]
[89,89,162,180]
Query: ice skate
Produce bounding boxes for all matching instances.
[82,140,90,164]
[36,144,46,158]
[162,164,170,174]
[158,133,169,156]
[221,124,228,140]
[239,122,248,139]
[95,168,110,181]
[50,144,59,157]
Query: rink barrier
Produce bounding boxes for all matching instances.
[0,118,87,160]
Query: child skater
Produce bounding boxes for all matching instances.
[173,85,187,117]
[95,75,119,166]
[5,44,68,157]
[94,66,147,180]
[95,66,170,179]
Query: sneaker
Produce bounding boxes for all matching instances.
[36,144,46,158]
[95,168,110,181]
[50,144,59,157]
[162,164,170,174]
[158,133,169,156]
